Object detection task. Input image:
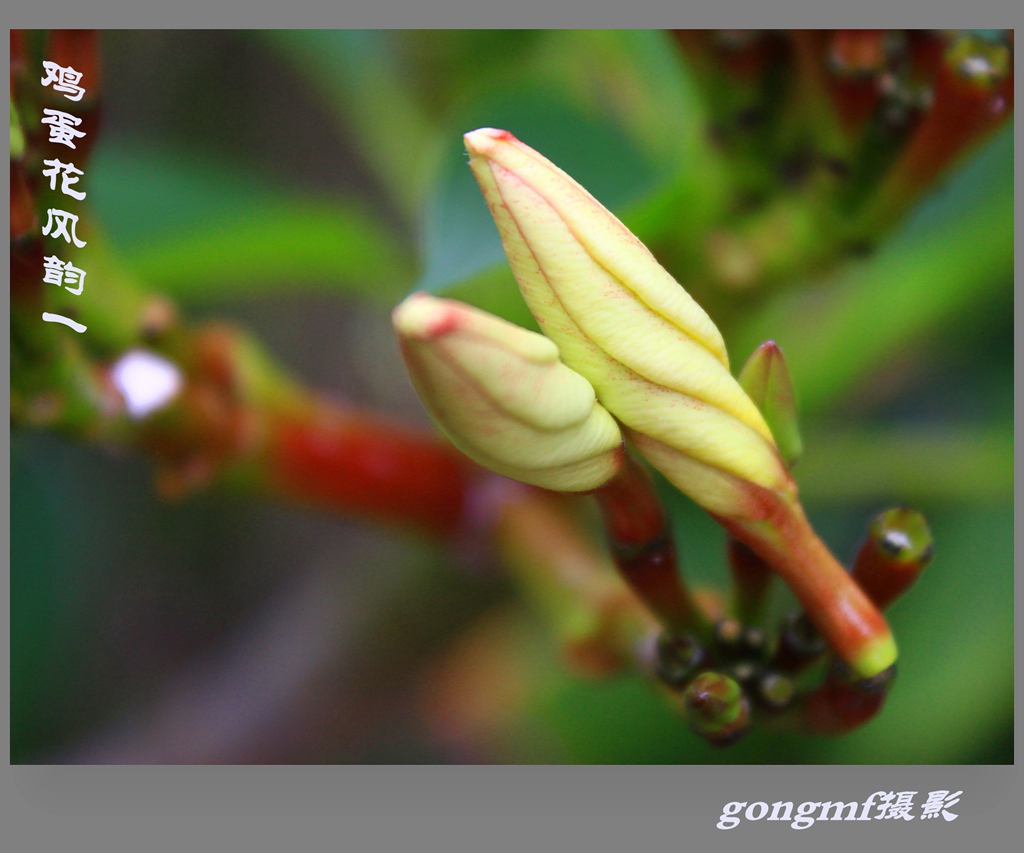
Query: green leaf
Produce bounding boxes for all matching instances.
[737,341,803,468]
[798,424,1013,505]
[90,138,283,248]
[88,138,413,302]
[731,123,1014,417]
[123,201,412,303]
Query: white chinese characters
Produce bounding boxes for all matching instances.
[42,209,87,248]
[872,791,918,820]
[716,790,961,830]
[41,109,86,148]
[42,158,87,200]
[40,61,90,333]
[920,790,961,822]
[41,61,86,101]
[43,256,87,295]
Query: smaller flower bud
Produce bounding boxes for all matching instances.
[393,292,623,493]
[683,671,752,746]
[654,632,707,690]
[737,340,803,469]
[850,507,933,611]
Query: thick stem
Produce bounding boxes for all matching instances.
[260,401,475,537]
[593,454,707,639]
[715,487,895,678]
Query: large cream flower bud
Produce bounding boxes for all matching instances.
[393,292,624,493]
[464,129,897,677]
[463,127,793,518]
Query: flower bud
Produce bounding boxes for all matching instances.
[682,671,751,746]
[737,340,803,469]
[464,127,792,518]
[393,292,623,492]
[850,507,933,611]
[466,129,897,678]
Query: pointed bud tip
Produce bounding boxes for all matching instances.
[464,127,517,158]
[392,292,463,342]
[871,507,933,564]
[740,340,789,385]
[738,339,802,468]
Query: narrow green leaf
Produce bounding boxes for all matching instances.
[123,201,412,303]
[737,340,803,467]
[88,138,412,302]
[797,424,1013,505]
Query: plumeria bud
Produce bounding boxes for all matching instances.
[464,127,793,519]
[466,128,897,679]
[850,507,933,611]
[683,671,751,746]
[737,341,803,469]
[654,633,708,690]
[393,292,623,493]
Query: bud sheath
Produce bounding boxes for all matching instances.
[737,340,803,469]
[393,292,623,493]
[464,127,793,517]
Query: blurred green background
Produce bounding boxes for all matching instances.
[10,30,1013,763]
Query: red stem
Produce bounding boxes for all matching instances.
[870,42,1012,226]
[592,454,702,636]
[726,537,773,625]
[265,401,476,538]
[715,485,894,677]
